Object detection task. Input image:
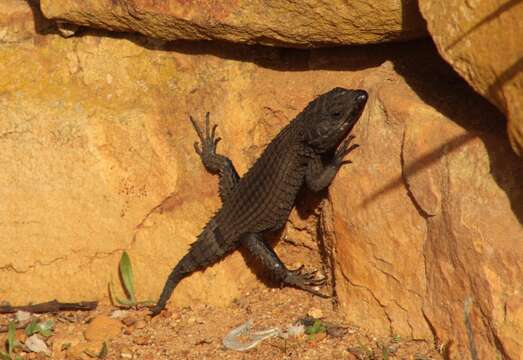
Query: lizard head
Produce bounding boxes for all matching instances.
[302,87,367,153]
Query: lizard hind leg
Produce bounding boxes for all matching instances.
[241,232,330,298]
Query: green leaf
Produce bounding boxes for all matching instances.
[25,320,37,336]
[119,251,136,303]
[0,352,11,360]
[98,342,108,359]
[108,280,118,306]
[382,347,389,360]
[392,334,401,343]
[7,321,16,355]
[39,320,54,337]
[25,320,54,337]
[304,319,326,335]
[115,297,135,306]
[136,300,156,307]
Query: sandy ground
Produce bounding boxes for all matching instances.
[0,283,442,360]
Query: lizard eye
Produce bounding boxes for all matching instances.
[331,111,342,119]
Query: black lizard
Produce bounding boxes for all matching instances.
[150,87,368,316]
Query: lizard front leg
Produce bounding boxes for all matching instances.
[242,233,328,298]
[305,135,359,192]
[190,112,240,202]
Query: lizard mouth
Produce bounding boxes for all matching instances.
[340,91,367,131]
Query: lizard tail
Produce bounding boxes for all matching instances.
[150,217,237,316]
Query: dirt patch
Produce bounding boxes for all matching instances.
[1,284,442,359]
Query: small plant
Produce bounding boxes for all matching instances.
[0,321,22,360]
[109,251,153,308]
[304,319,326,337]
[25,319,54,337]
[382,346,389,360]
[392,334,401,343]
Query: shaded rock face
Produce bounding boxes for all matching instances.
[419,0,523,157]
[1,2,522,360]
[40,0,427,46]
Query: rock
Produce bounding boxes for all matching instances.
[56,21,79,38]
[14,329,27,344]
[25,334,51,355]
[119,347,133,359]
[50,332,82,358]
[307,308,323,319]
[0,0,48,44]
[323,56,523,359]
[133,335,149,345]
[39,0,427,47]
[418,0,523,156]
[0,0,255,308]
[15,310,31,322]
[1,2,522,359]
[66,341,104,360]
[121,315,137,327]
[134,320,147,330]
[84,316,122,341]
[110,309,129,319]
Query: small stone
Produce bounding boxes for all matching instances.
[121,316,137,327]
[110,310,129,319]
[387,342,399,354]
[287,324,305,337]
[119,346,133,359]
[133,335,149,345]
[67,341,103,360]
[25,334,51,355]
[307,331,327,344]
[187,316,196,325]
[134,320,147,329]
[14,329,27,344]
[160,309,172,318]
[307,308,323,319]
[15,310,31,322]
[50,333,82,356]
[84,315,122,341]
[56,21,79,38]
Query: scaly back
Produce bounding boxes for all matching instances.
[218,116,311,236]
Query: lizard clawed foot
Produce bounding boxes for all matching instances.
[334,135,359,167]
[189,112,221,159]
[149,305,163,317]
[283,266,330,298]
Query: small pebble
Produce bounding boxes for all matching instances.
[119,346,133,359]
[121,316,137,327]
[307,308,324,319]
[120,352,133,359]
[160,309,172,318]
[15,310,31,322]
[133,335,149,345]
[84,315,122,341]
[111,310,129,319]
[134,320,147,329]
